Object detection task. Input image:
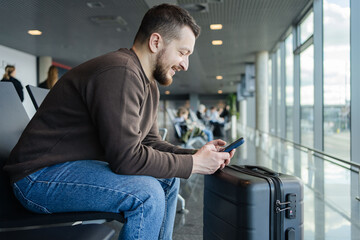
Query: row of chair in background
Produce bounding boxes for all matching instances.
[0,82,119,239]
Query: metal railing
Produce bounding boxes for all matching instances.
[239,124,360,203]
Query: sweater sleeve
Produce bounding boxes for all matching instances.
[86,67,193,179]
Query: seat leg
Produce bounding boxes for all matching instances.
[176,194,189,214]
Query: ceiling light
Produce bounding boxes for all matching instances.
[90,16,127,26]
[28,30,42,35]
[212,40,223,45]
[218,90,223,94]
[86,2,104,8]
[181,3,208,13]
[165,91,170,95]
[216,75,223,80]
[210,24,223,30]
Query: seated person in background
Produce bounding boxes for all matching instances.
[39,65,59,89]
[4,4,234,240]
[220,104,231,123]
[209,106,224,124]
[196,104,209,125]
[174,107,213,143]
[1,65,24,102]
[209,106,225,137]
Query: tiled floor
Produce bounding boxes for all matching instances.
[173,175,204,240]
[106,132,360,239]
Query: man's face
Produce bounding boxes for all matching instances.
[153,26,196,86]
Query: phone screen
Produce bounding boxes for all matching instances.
[222,137,244,152]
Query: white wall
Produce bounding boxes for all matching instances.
[0,44,37,118]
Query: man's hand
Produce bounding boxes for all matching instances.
[191,139,236,175]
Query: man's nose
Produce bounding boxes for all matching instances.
[179,57,189,71]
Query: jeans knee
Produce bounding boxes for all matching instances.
[141,178,166,216]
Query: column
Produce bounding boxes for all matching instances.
[255,51,269,133]
[189,93,199,113]
[255,52,269,166]
[38,56,52,85]
[239,100,247,160]
[351,0,360,237]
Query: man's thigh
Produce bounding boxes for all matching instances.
[13,160,164,214]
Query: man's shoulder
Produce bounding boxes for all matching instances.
[90,49,133,65]
[76,48,142,76]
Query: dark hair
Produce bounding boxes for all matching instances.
[134,4,200,45]
[3,65,15,80]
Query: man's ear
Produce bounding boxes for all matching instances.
[148,33,163,53]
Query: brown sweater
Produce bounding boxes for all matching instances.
[4,49,194,183]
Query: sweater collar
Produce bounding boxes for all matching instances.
[129,48,151,85]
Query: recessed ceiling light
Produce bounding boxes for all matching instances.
[28,30,42,35]
[218,90,223,94]
[181,3,208,13]
[210,24,223,30]
[216,75,223,80]
[165,91,170,95]
[86,2,104,8]
[212,40,223,45]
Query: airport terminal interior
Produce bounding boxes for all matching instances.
[1,0,360,239]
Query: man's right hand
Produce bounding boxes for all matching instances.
[191,139,235,175]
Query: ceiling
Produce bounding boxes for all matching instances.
[0,0,310,95]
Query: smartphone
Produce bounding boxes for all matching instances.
[222,137,245,152]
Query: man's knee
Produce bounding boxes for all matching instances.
[158,177,180,193]
[141,178,166,215]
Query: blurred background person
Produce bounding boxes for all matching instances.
[39,65,58,89]
[1,65,24,102]
[174,106,213,143]
[209,106,225,137]
[220,104,231,123]
[196,104,208,125]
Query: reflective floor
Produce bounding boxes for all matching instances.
[107,131,360,240]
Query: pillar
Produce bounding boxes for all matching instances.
[38,56,52,85]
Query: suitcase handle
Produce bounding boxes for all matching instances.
[244,165,279,177]
[229,165,279,177]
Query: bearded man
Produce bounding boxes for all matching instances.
[4,4,235,240]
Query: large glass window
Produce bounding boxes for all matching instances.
[300,45,314,148]
[277,49,281,137]
[300,12,314,44]
[323,0,350,161]
[285,34,294,140]
[268,58,273,134]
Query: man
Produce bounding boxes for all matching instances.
[4,4,234,240]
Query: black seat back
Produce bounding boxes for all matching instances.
[0,82,30,160]
[0,82,33,227]
[26,85,49,110]
[0,82,124,228]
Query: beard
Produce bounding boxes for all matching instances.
[153,49,173,86]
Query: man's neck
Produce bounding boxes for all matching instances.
[132,44,154,82]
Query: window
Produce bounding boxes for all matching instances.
[268,58,273,134]
[300,12,314,44]
[323,0,350,161]
[277,49,282,137]
[300,45,314,147]
[285,34,294,140]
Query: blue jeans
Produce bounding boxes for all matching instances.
[13,160,180,240]
[203,129,213,142]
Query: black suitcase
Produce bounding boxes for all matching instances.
[203,165,303,240]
